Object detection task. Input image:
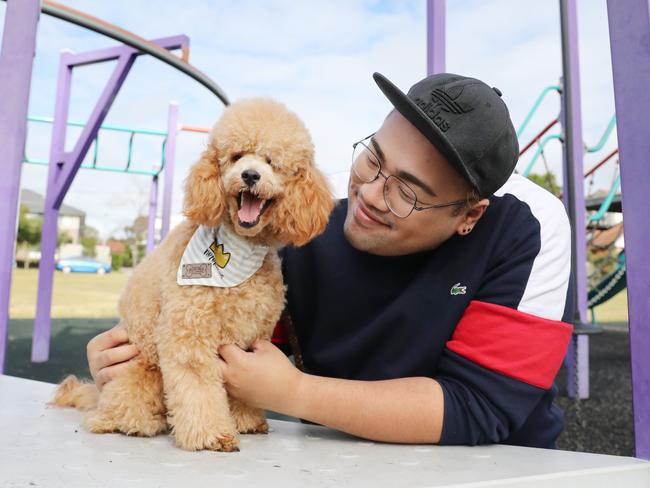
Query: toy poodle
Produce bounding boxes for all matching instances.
[49,98,334,452]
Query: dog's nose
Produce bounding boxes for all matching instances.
[241,169,261,187]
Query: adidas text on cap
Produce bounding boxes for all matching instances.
[373,72,519,197]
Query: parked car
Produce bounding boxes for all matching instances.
[55,256,112,274]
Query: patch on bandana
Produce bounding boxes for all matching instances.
[177,224,269,288]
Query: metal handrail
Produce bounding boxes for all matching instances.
[516,85,562,138]
[585,115,617,153]
[522,134,563,177]
[24,116,167,176]
[588,174,621,222]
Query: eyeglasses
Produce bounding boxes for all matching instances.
[351,134,467,218]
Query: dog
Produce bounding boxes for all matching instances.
[49,98,334,452]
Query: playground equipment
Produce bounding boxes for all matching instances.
[1,0,648,464]
[429,0,649,459]
[0,1,229,375]
[23,114,210,253]
[517,88,626,319]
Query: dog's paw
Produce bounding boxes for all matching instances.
[84,410,120,434]
[84,409,167,437]
[232,405,268,434]
[238,419,269,435]
[173,425,240,452]
[176,432,240,452]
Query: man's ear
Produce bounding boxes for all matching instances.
[183,143,226,227]
[455,198,489,236]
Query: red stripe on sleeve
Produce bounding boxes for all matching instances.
[446,301,573,389]
[271,319,289,345]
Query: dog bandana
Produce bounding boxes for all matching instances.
[176,224,269,288]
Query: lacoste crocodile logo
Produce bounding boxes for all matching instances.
[450,283,467,296]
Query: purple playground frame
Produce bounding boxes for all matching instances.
[161,102,180,241]
[607,0,650,461]
[426,0,649,458]
[0,0,40,374]
[27,35,187,364]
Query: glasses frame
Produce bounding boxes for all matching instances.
[351,133,468,218]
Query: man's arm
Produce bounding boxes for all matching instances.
[218,340,444,443]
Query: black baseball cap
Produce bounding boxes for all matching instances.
[373,72,519,197]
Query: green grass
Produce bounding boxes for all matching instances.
[9,267,630,323]
[10,268,130,319]
[590,288,628,323]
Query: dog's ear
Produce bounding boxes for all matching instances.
[272,164,334,246]
[183,143,226,227]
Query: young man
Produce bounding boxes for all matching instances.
[87,72,573,448]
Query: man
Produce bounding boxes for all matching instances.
[87,72,573,448]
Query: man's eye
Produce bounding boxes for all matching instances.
[399,186,416,204]
[366,154,380,169]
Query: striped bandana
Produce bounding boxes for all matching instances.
[176,224,269,288]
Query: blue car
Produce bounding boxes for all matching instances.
[56,256,112,274]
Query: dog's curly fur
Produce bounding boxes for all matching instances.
[49,98,334,452]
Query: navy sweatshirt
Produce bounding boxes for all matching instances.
[276,174,573,448]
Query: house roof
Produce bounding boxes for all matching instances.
[20,189,86,217]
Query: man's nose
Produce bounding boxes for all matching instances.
[241,169,260,187]
[361,176,388,212]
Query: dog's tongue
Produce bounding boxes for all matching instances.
[238,192,263,223]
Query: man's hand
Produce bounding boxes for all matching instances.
[217,340,303,412]
[87,324,140,391]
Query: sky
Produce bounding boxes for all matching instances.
[1,0,619,239]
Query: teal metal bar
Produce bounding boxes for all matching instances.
[516,85,561,138]
[24,115,168,176]
[27,115,167,136]
[585,114,616,153]
[23,158,161,176]
[522,133,563,176]
[588,174,621,222]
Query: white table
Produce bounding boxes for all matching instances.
[1,374,649,487]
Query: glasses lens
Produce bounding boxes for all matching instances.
[352,141,380,183]
[384,175,416,218]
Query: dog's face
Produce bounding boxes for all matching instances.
[183,98,334,246]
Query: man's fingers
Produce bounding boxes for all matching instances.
[95,361,132,391]
[99,344,139,370]
[88,324,129,354]
[218,344,245,363]
[252,339,271,351]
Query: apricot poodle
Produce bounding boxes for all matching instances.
[49,98,334,452]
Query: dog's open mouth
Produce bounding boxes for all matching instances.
[237,190,273,228]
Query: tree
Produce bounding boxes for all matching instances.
[16,205,42,268]
[81,225,100,257]
[17,204,41,245]
[528,172,562,197]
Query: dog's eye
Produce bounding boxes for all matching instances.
[266,157,272,165]
[232,153,243,163]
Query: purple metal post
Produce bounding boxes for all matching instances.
[559,0,589,399]
[607,0,650,460]
[31,51,73,363]
[32,37,189,362]
[426,0,446,75]
[0,0,40,374]
[160,102,179,241]
[146,175,159,255]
